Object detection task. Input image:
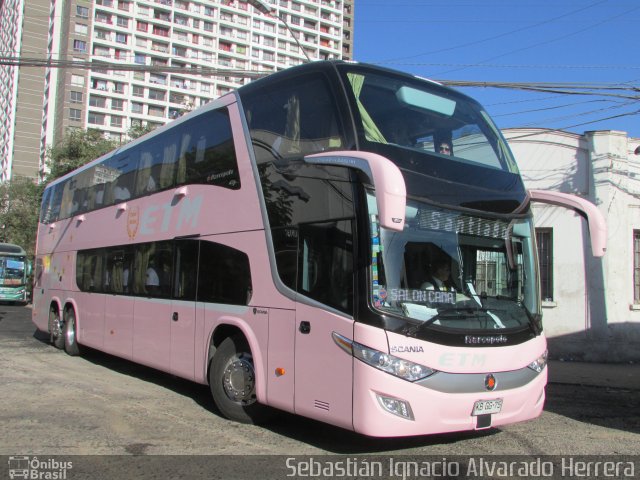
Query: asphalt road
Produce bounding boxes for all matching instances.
[1,304,639,478]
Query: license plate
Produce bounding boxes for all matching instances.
[472,398,503,416]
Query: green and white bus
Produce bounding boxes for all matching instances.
[0,243,31,303]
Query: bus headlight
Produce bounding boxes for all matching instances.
[333,332,436,381]
[528,350,548,373]
[356,344,436,381]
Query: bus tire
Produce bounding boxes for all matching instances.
[63,308,81,356]
[49,306,64,350]
[209,335,271,425]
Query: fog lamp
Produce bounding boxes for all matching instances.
[376,393,414,420]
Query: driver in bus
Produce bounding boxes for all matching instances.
[421,255,455,292]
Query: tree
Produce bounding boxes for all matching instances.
[0,176,43,257]
[127,122,156,141]
[45,128,118,182]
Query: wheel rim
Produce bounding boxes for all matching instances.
[50,310,62,338]
[222,354,256,406]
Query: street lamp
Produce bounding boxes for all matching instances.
[247,0,311,63]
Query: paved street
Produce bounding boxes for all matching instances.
[1,303,639,477]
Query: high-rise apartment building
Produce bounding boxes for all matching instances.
[27,0,353,180]
[0,0,50,181]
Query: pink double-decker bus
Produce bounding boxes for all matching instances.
[33,61,606,437]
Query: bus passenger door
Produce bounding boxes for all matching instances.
[169,240,199,380]
[293,222,355,430]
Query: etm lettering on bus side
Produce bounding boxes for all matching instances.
[140,195,203,235]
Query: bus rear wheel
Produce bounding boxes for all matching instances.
[63,308,81,356]
[209,335,271,424]
[48,307,64,350]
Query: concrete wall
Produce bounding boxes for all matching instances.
[506,128,640,362]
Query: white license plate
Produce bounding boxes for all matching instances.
[472,398,503,416]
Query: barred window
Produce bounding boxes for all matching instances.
[634,231,640,303]
[536,228,553,302]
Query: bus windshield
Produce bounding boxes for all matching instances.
[340,66,519,174]
[368,192,540,336]
[0,256,27,286]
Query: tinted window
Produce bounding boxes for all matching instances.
[76,249,105,292]
[134,132,179,196]
[198,241,252,305]
[177,109,240,189]
[103,154,138,205]
[132,241,172,298]
[104,246,134,294]
[242,73,345,165]
[297,220,353,314]
[39,107,237,224]
[173,240,199,301]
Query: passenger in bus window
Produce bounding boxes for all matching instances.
[438,142,452,155]
[113,183,131,202]
[145,260,160,295]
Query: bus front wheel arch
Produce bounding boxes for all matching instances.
[208,334,272,425]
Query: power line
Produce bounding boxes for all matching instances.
[373,0,608,63]
[434,3,640,76]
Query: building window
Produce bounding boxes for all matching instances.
[70,91,83,103]
[69,108,82,121]
[148,89,166,101]
[88,112,105,125]
[111,116,123,127]
[71,74,85,86]
[76,6,89,18]
[73,40,87,52]
[536,228,553,302]
[89,96,107,108]
[635,231,640,303]
[75,23,88,35]
[112,99,124,111]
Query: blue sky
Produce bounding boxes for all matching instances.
[353,0,640,138]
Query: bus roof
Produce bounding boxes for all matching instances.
[0,243,26,255]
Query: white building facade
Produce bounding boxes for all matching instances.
[506,128,640,362]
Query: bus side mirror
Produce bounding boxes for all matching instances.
[528,189,607,257]
[304,151,406,231]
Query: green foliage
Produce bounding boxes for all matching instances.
[0,176,43,257]
[127,122,156,140]
[45,128,118,182]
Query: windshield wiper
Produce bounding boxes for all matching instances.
[405,307,473,336]
[405,306,508,336]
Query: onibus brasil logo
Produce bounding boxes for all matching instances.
[8,456,72,479]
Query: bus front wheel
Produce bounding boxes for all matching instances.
[63,308,81,356]
[48,307,64,350]
[209,335,271,424]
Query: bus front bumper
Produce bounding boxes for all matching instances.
[352,360,547,437]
